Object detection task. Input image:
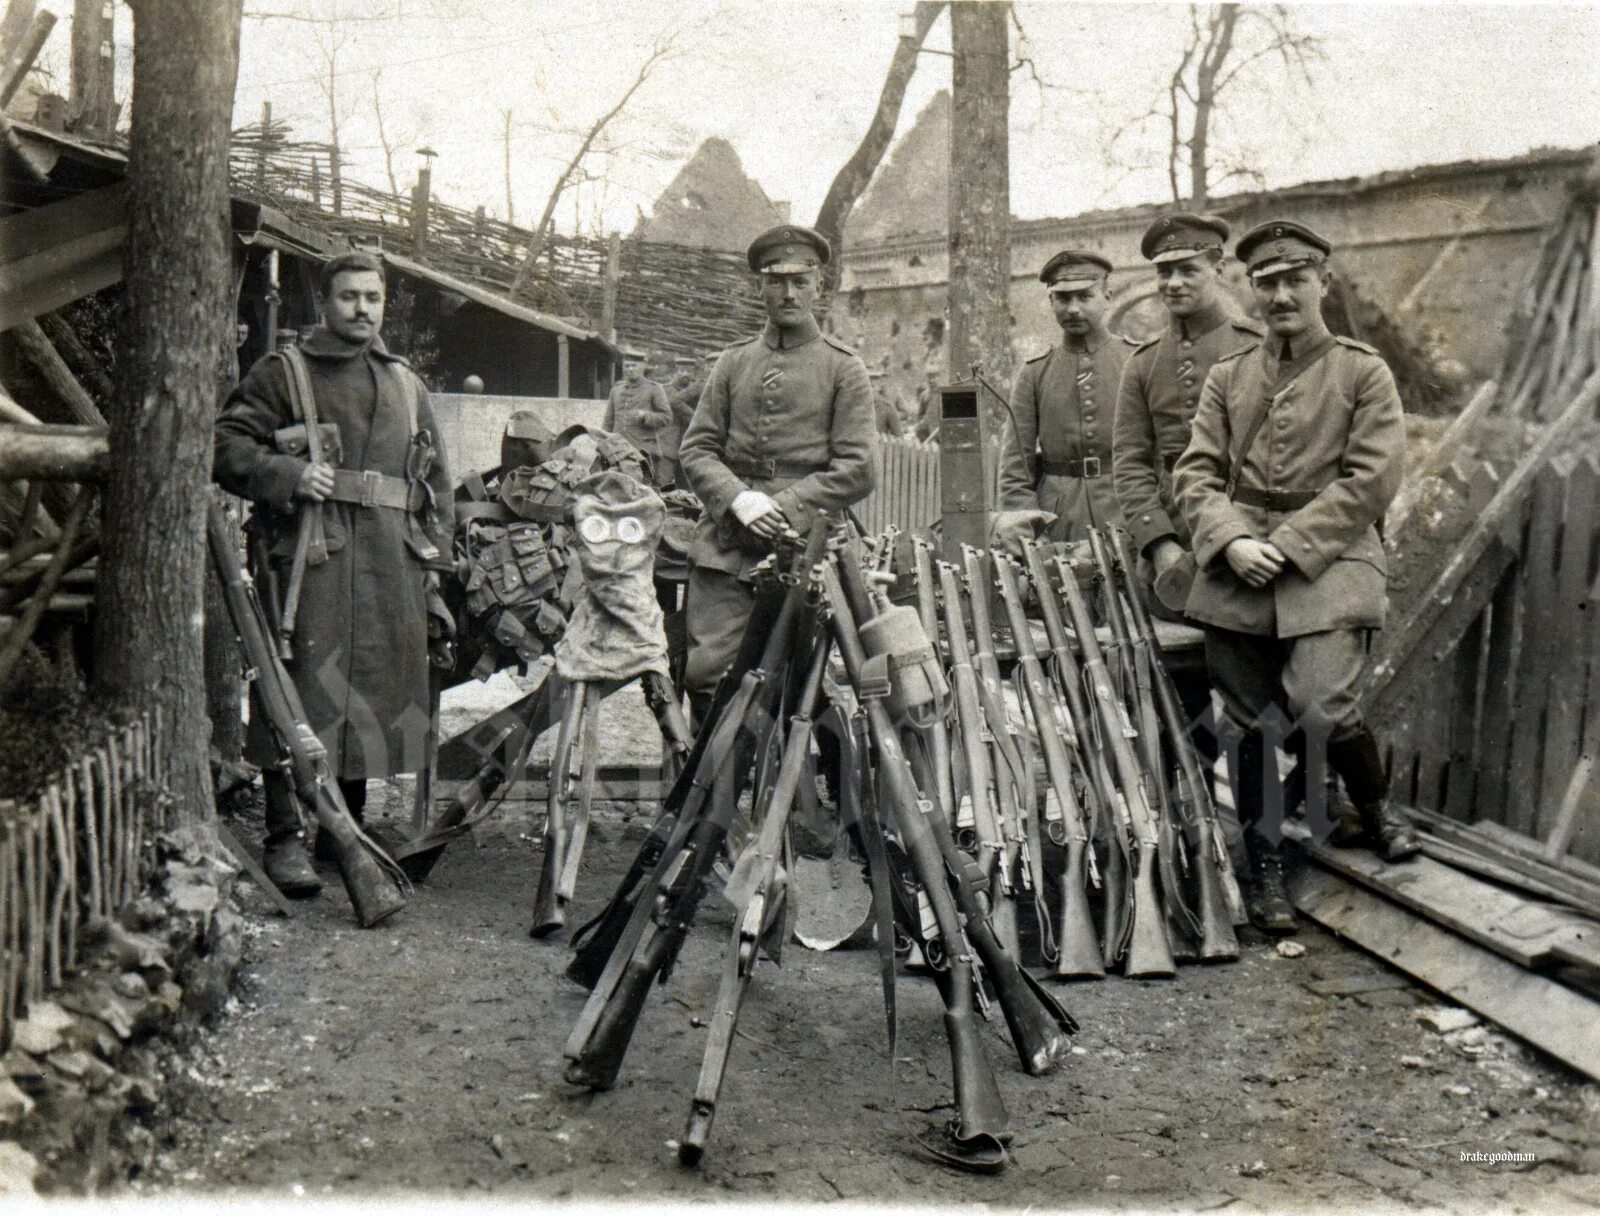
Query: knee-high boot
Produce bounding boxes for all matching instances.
[1327,728,1420,862]
[1231,732,1296,935]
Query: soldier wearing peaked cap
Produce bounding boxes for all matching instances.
[678,224,877,724]
[1112,213,1263,763]
[604,348,677,486]
[1173,218,1418,935]
[995,249,1139,545]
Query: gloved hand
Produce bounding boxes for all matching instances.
[731,489,789,540]
[988,508,1057,558]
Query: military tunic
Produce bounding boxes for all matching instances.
[214,328,455,782]
[998,330,1137,540]
[603,376,678,485]
[678,316,876,694]
[1113,303,1264,553]
[1173,332,1405,738]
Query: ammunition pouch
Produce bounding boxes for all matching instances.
[272,422,343,463]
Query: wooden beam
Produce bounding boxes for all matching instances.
[0,184,129,331]
[1361,371,1600,703]
[1291,867,1600,1083]
[0,422,108,481]
[4,318,107,427]
[0,4,53,109]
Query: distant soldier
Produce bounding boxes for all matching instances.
[1174,219,1419,935]
[996,250,1139,543]
[870,371,906,437]
[604,349,678,487]
[678,224,876,725]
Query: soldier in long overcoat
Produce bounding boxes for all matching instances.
[215,251,454,893]
[604,351,679,486]
[678,224,876,722]
[997,250,1138,543]
[1174,220,1418,933]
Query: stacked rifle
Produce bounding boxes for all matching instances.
[558,520,1242,1172]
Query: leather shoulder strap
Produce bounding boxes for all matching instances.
[279,346,323,462]
[1224,341,1337,499]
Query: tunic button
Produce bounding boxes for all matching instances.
[1181,340,1193,349]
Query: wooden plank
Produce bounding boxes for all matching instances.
[1504,469,1568,835]
[0,7,52,108]
[213,821,295,919]
[1293,830,1600,972]
[1537,454,1600,828]
[1415,752,1448,814]
[1443,608,1488,822]
[1361,372,1600,704]
[1415,837,1599,915]
[1290,867,1600,1083]
[1472,554,1526,825]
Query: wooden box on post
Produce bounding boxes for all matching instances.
[936,381,988,563]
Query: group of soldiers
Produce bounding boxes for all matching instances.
[214,205,1419,939]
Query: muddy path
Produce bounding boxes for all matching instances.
[128,682,1600,1211]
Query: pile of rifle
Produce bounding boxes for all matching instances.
[558,521,1242,1172]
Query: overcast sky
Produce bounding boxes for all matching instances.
[36,1,1600,235]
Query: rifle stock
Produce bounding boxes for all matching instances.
[205,502,406,928]
[1051,550,1174,979]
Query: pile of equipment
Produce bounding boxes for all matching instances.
[559,521,1243,1172]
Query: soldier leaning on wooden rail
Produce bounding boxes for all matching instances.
[677,224,877,729]
[1173,219,1421,936]
[214,250,455,897]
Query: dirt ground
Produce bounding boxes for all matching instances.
[122,678,1600,1213]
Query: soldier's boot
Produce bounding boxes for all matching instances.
[262,833,322,898]
[1229,729,1296,934]
[1242,834,1297,935]
[1284,732,1362,845]
[1328,729,1420,863]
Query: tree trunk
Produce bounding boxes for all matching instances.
[948,0,1012,430]
[70,0,116,136]
[93,0,243,833]
[814,1,944,304]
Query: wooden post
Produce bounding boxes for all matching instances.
[70,0,115,136]
[0,3,54,109]
[556,333,571,399]
[947,0,1012,487]
[254,100,270,194]
[411,161,431,256]
[601,231,622,345]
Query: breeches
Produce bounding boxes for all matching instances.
[684,565,755,697]
[1203,625,1369,744]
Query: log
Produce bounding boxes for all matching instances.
[37,313,115,408]
[0,423,110,481]
[4,320,109,428]
[0,486,94,690]
[1362,372,1600,703]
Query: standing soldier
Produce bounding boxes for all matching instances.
[214,251,455,894]
[1174,220,1419,935]
[678,224,876,725]
[604,350,678,486]
[997,250,1139,543]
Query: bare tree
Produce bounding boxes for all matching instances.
[1113,3,1325,207]
[95,0,244,831]
[813,1,945,301]
[509,33,676,298]
[370,69,408,202]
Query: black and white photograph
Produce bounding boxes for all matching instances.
[0,0,1598,1211]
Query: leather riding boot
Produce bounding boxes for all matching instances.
[263,833,322,897]
[1328,729,1420,862]
[1243,833,1297,935]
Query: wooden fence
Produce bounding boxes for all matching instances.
[1370,442,1600,866]
[0,713,160,1049]
[856,435,942,537]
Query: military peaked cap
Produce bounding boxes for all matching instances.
[1140,212,1230,263]
[747,224,832,274]
[1039,249,1112,289]
[1236,219,1332,279]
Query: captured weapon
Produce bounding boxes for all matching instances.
[1051,550,1175,978]
[562,524,826,1090]
[205,501,407,928]
[1090,529,1203,961]
[1107,529,1242,956]
[992,554,1103,978]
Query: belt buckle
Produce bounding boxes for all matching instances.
[756,457,776,479]
[359,469,382,507]
[1082,456,1102,479]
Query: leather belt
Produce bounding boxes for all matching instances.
[727,457,828,480]
[1230,485,1321,512]
[1040,455,1104,478]
[326,468,424,512]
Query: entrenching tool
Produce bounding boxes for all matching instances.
[206,501,407,928]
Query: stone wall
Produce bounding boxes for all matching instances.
[431,394,606,480]
[835,148,1594,412]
